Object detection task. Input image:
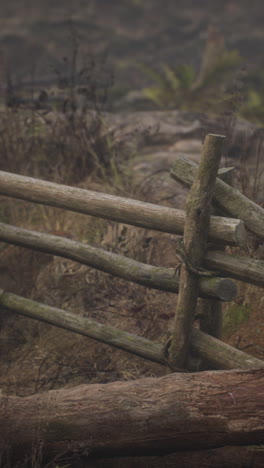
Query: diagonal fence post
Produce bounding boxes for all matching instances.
[168,134,225,370]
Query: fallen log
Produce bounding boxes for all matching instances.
[1,369,263,459]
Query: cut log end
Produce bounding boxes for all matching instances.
[209,217,247,246]
[199,277,237,301]
[234,219,247,245]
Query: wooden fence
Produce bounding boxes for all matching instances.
[0,133,263,372]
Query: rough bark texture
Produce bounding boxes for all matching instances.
[169,134,225,368]
[0,222,237,301]
[0,370,263,459]
[0,170,246,245]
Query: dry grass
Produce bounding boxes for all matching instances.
[0,89,263,468]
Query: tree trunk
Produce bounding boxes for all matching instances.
[1,369,263,460]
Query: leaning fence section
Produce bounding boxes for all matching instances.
[0,133,263,372]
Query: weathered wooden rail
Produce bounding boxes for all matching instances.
[0,135,263,372]
[171,155,264,239]
[0,289,262,370]
[1,133,264,462]
[0,223,237,300]
[0,170,246,245]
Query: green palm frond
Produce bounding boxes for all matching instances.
[176,64,195,89]
[141,63,196,108]
[140,46,243,113]
[240,89,264,123]
[142,87,169,107]
[196,49,242,90]
[246,90,262,108]
[161,64,181,91]
[139,64,168,89]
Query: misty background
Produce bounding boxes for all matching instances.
[0,0,264,111]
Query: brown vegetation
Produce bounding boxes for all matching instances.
[0,8,264,464]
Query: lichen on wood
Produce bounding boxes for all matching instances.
[168,134,225,369]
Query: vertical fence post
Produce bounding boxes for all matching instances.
[198,167,235,341]
[168,134,225,370]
